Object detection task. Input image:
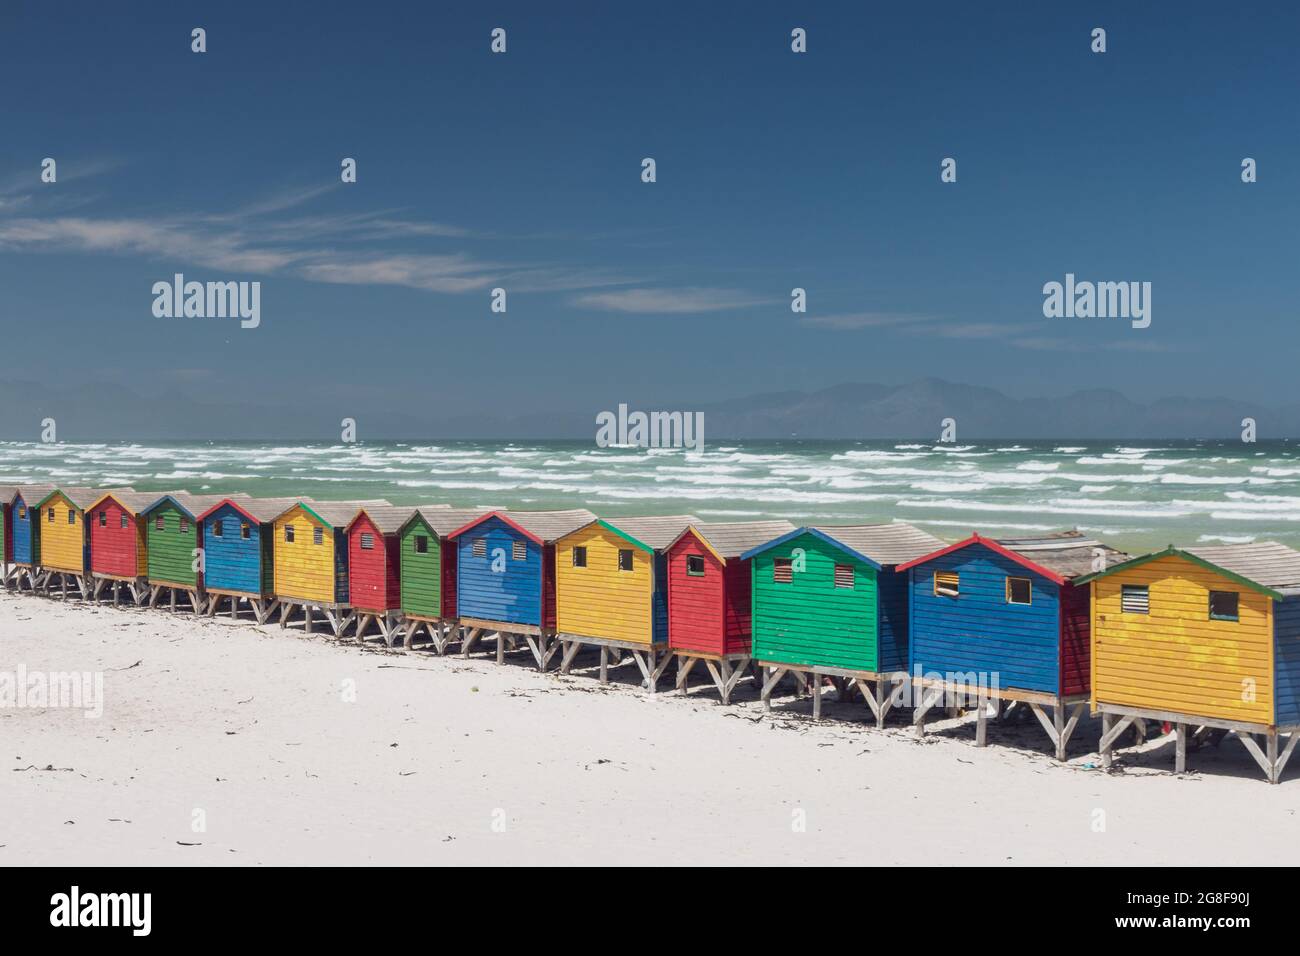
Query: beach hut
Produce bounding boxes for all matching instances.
[1078,542,1300,783]
[664,519,795,703]
[345,504,448,644]
[742,522,948,726]
[552,515,698,692]
[85,490,157,606]
[396,507,493,653]
[7,485,54,590]
[32,487,111,600]
[195,496,302,623]
[0,484,14,586]
[270,498,390,635]
[897,530,1127,758]
[447,509,595,667]
[142,492,239,613]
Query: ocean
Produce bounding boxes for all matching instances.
[3,438,1300,556]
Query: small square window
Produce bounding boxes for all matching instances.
[834,564,854,589]
[18,507,25,520]
[120,514,128,529]
[1209,590,1239,622]
[98,511,107,527]
[572,545,587,568]
[155,516,165,531]
[1121,584,1149,614]
[773,558,793,583]
[414,535,429,555]
[241,523,250,539]
[1006,576,1032,605]
[313,526,323,546]
[360,532,374,550]
[618,549,634,572]
[512,540,526,561]
[67,509,75,525]
[472,538,487,557]
[686,554,706,576]
[213,520,223,538]
[285,525,295,543]
[934,571,959,598]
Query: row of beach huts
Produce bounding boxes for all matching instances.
[3,483,1300,783]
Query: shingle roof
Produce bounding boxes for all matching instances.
[13,484,56,506]
[349,504,421,535]
[213,496,306,524]
[682,520,797,558]
[601,515,699,551]
[812,522,948,567]
[42,486,116,510]
[89,490,159,515]
[995,530,1129,581]
[412,507,498,536]
[150,491,254,520]
[498,509,598,542]
[298,498,393,528]
[1186,541,1300,594]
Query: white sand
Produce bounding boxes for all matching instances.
[2,588,1297,866]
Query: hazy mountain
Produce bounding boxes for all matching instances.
[0,377,1282,440]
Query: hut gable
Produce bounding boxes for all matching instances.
[1086,544,1288,725]
[667,520,795,656]
[87,490,155,579]
[346,506,416,613]
[555,515,696,646]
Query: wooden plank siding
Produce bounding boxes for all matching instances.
[272,505,346,605]
[399,514,442,619]
[455,515,542,627]
[555,524,654,645]
[37,491,90,575]
[145,500,202,588]
[11,493,38,565]
[1059,582,1091,696]
[348,513,401,613]
[202,503,267,596]
[750,532,880,671]
[908,543,1062,694]
[667,531,726,654]
[1091,554,1274,724]
[0,501,7,563]
[1273,596,1300,726]
[88,497,146,578]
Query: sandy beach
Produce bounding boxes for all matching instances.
[2,588,1297,866]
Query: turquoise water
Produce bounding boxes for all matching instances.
[4,439,1300,556]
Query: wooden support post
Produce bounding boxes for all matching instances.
[496,633,505,665]
[304,605,313,634]
[599,646,609,683]
[811,673,823,720]
[1054,703,1067,761]
[1175,722,1187,774]
[975,697,989,747]
[559,638,581,675]
[1100,712,1113,769]
[1268,731,1280,785]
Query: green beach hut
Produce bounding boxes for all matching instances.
[397,506,490,652]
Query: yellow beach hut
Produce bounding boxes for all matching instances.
[1080,541,1300,783]
[270,498,389,635]
[33,487,119,599]
[553,515,697,692]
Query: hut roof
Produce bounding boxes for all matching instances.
[669,520,798,560]
[587,515,699,552]
[745,522,947,568]
[450,509,597,544]
[13,484,56,505]
[898,529,1126,584]
[143,491,256,520]
[271,498,392,529]
[1077,540,1300,598]
[347,504,423,536]
[37,486,113,510]
[86,490,159,515]
[406,507,498,537]
[194,496,306,524]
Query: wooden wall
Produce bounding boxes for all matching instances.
[555,524,653,644]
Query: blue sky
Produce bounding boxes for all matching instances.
[1,0,1297,419]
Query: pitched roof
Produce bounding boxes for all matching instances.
[272,498,393,528]
[596,515,699,551]
[37,486,115,510]
[673,520,797,560]
[197,496,307,524]
[87,490,159,515]
[145,491,253,520]
[450,508,597,543]
[740,522,947,568]
[12,484,55,506]
[1077,541,1300,598]
[348,504,421,535]
[897,529,1128,584]
[407,507,498,537]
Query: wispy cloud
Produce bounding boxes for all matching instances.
[572,286,773,314]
